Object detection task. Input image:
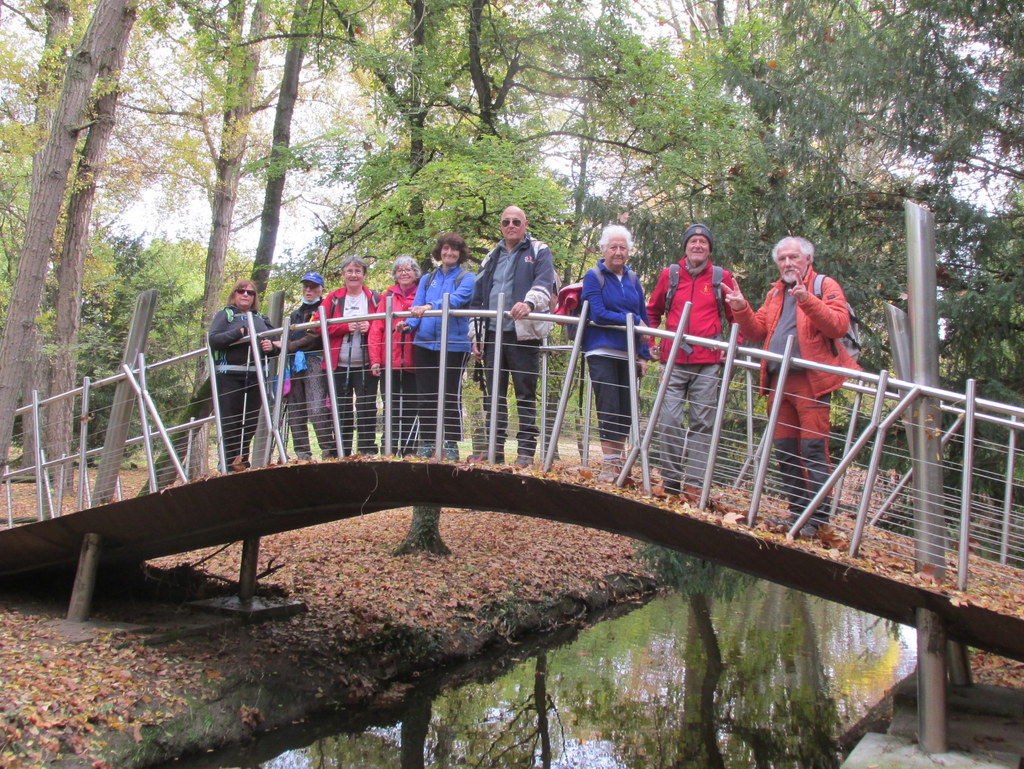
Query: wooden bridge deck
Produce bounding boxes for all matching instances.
[1,459,1022,662]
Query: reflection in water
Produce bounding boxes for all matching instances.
[194,583,917,768]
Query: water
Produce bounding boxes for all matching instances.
[171,583,915,768]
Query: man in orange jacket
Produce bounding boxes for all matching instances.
[724,236,859,537]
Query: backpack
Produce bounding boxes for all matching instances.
[665,263,727,324]
[554,266,641,340]
[813,274,862,361]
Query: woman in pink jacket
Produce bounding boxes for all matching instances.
[369,256,421,456]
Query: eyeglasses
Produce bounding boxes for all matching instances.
[237,289,256,296]
[501,218,523,227]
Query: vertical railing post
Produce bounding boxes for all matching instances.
[1001,417,1018,565]
[435,295,452,459]
[623,303,691,484]
[956,379,977,591]
[543,303,588,472]
[77,377,91,511]
[208,346,228,474]
[382,294,394,456]
[619,314,650,490]
[319,312,342,457]
[747,336,795,526]
[486,295,506,462]
[700,323,740,508]
[31,390,49,520]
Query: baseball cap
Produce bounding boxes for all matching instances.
[300,272,324,286]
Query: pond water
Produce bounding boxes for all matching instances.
[169,580,916,768]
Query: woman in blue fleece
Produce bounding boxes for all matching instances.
[581,225,650,481]
[405,233,476,460]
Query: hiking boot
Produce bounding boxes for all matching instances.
[443,441,459,461]
[513,455,534,469]
[798,521,820,540]
[598,464,620,483]
[663,478,682,496]
[681,484,702,506]
[469,451,504,464]
[417,442,436,458]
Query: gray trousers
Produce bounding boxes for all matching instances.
[286,363,332,459]
[659,363,721,487]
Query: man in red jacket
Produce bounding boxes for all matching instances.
[647,224,737,502]
[725,236,859,537]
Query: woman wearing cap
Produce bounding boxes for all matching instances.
[285,272,334,460]
[369,256,421,456]
[581,225,650,482]
[406,233,475,460]
[208,279,281,471]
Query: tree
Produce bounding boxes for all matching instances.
[394,504,450,556]
[0,0,136,469]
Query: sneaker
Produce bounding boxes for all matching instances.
[443,441,459,461]
[513,455,534,468]
[598,464,619,483]
[663,478,682,496]
[417,442,436,458]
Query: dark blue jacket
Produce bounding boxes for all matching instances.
[581,259,651,359]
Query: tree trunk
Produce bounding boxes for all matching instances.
[0,0,134,469]
[251,0,311,293]
[47,1,137,484]
[393,504,450,555]
[199,0,267,325]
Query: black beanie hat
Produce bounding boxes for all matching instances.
[682,223,714,253]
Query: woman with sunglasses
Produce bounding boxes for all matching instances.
[208,279,280,471]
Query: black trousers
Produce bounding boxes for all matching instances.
[480,330,540,457]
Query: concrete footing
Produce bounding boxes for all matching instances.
[842,677,1024,769]
[188,595,307,622]
[843,733,1020,769]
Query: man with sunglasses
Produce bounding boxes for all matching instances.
[470,206,556,467]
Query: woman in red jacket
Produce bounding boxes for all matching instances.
[370,256,421,456]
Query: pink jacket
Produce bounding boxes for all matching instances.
[368,283,417,370]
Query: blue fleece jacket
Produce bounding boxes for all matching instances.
[407,265,475,352]
[581,259,651,358]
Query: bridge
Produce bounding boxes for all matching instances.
[2,219,1023,755]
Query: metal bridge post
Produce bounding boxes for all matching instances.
[77,377,92,511]
[253,291,286,468]
[916,606,948,753]
[93,289,158,505]
[906,200,948,753]
[544,302,588,472]
[67,533,103,622]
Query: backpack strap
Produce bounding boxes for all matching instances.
[812,274,841,357]
[665,263,681,311]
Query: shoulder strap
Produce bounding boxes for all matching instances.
[665,263,681,310]
[813,273,826,297]
[224,308,234,323]
[589,265,605,289]
[711,265,726,316]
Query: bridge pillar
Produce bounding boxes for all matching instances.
[239,537,260,601]
[67,533,103,622]
[916,607,948,753]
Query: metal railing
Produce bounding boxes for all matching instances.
[3,300,1023,595]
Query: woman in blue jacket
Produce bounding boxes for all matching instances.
[405,233,476,460]
[582,225,650,481]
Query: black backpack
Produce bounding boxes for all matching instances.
[812,274,862,361]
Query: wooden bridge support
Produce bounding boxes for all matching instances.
[67,533,103,622]
[239,537,260,601]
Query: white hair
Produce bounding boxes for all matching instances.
[598,224,634,251]
[771,236,815,263]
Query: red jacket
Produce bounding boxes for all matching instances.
[734,266,860,398]
[646,259,736,365]
[368,283,417,370]
[312,285,381,371]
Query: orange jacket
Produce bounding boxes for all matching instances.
[733,267,859,398]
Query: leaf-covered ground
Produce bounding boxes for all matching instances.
[0,507,656,768]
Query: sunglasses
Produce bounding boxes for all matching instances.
[501,218,523,227]
[236,288,256,296]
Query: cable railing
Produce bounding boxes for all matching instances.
[2,299,1022,596]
